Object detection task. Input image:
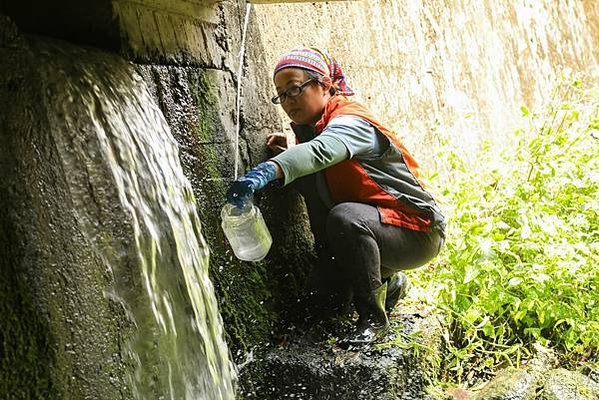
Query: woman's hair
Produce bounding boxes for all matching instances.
[305,69,339,96]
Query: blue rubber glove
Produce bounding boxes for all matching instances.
[226,162,277,208]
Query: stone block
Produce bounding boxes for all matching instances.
[473,368,538,400]
[259,311,443,400]
[542,369,599,400]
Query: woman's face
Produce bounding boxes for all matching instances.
[273,68,330,126]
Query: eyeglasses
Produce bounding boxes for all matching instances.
[271,79,314,105]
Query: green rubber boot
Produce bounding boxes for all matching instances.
[339,283,389,348]
[384,272,410,312]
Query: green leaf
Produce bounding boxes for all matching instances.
[508,277,523,287]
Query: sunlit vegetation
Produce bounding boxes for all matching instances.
[415,77,598,384]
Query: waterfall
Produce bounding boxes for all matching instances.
[33,39,236,399]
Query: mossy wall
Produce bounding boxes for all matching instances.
[0,18,133,399]
[138,61,316,396]
[0,1,316,397]
[109,0,318,363]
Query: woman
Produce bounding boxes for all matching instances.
[226,48,445,347]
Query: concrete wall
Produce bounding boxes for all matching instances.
[252,0,599,167]
[0,1,315,398]
[0,17,134,399]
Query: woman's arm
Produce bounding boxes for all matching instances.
[269,116,385,185]
[270,135,349,186]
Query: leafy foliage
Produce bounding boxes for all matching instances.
[417,78,599,383]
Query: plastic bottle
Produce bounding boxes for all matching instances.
[221,202,272,262]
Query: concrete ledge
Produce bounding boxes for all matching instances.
[258,309,443,400]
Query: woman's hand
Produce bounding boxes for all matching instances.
[226,162,278,208]
[266,133,288,155]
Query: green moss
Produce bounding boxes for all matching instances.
[189,70,220,144]
[185,69,275,355]
[0,280,56,399]
[187,77,275,397]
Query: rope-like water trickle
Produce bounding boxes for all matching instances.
[234,2,252,180]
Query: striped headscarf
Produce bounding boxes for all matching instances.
[273,47,355,96]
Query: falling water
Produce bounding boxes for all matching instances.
[34,40,236,399]
[234,2,252,180]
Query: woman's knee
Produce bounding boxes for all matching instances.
[326,203,373,241]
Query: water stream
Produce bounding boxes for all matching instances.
[35,39,236,399]
[234,2,253,180]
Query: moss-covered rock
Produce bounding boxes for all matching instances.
[541,368,599,400]
[260,309,444,400]
[0,19,133,400]
[472,368,538,400]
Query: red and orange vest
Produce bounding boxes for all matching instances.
[299,96,445,234]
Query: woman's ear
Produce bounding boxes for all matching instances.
[321,76,333,95]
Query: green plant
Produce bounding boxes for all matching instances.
[417,77,598,384]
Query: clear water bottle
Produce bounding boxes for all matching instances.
[221,202,272,262]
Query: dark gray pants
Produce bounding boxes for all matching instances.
[294,173,443,312]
